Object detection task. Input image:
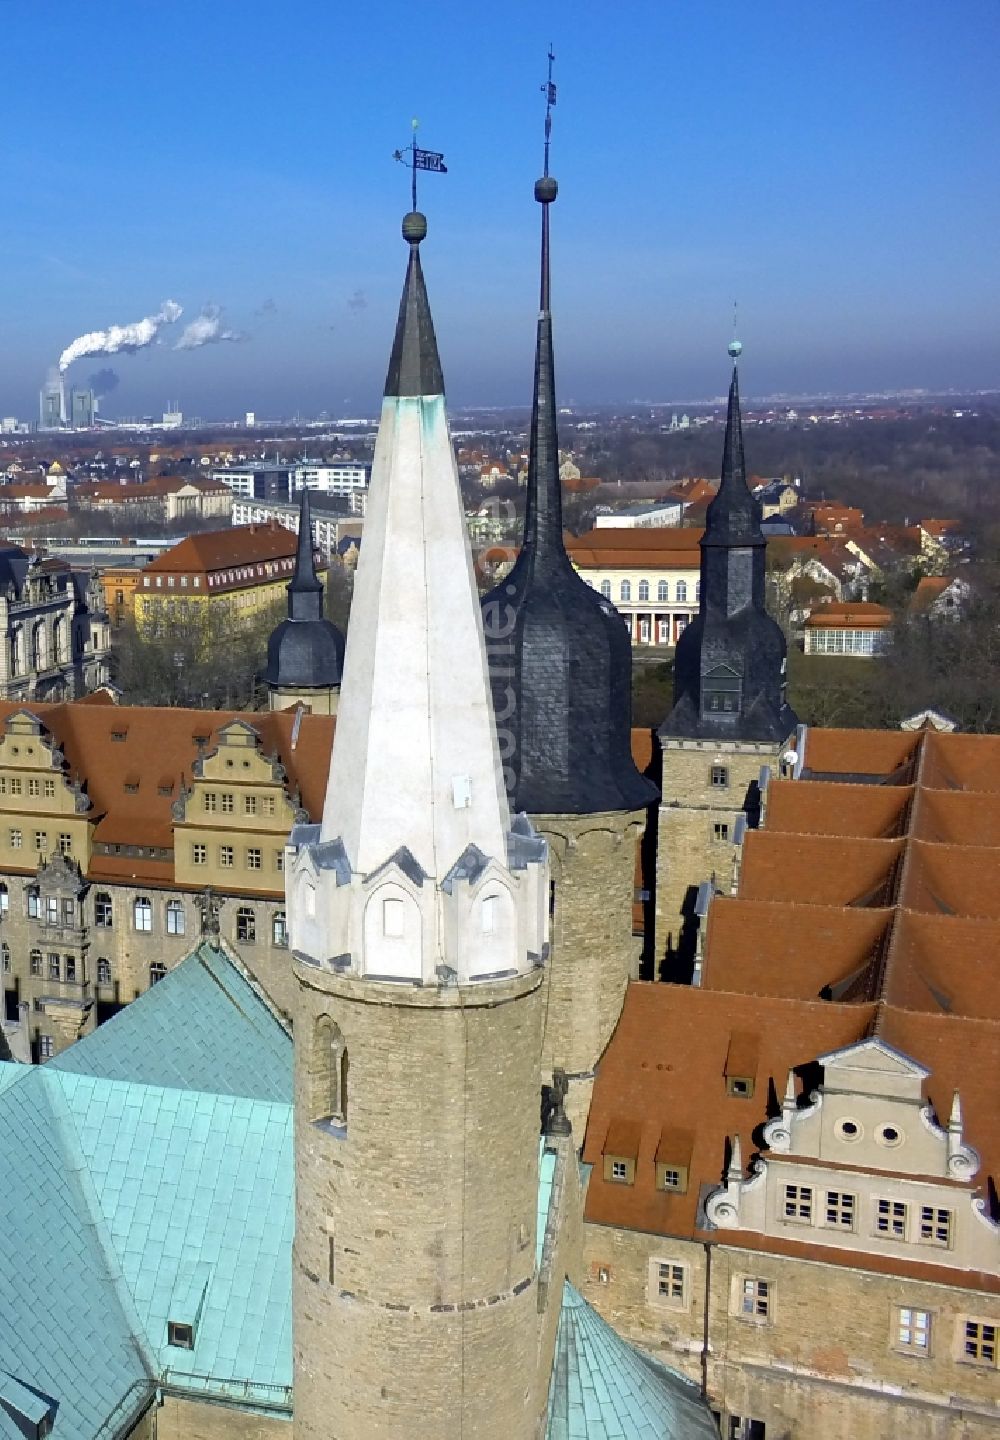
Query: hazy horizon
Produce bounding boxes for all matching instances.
[2,0,998,421]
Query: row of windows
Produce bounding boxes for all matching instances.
[599,579,700,604]
[782,1184,954,1247]
[646,1262,997,1365]
[202,791,277,817]
[191,844,283,872]
[0,777,57,799]
[8,886,287,946]
[807,628,888,655]
[7,918,290,985]
[7,830,74,855]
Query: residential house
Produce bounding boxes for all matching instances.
[803,600,893,656]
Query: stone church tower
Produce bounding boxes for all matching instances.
[286,209,549,1440]
[656,345,798,971]
[481,101,657,1130]
[264,486,345,714]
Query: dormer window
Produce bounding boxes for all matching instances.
[655,1125,693,1194]
[167,1320,194,1349]
[725,1030,759,1100]
[603,1118,640,1185]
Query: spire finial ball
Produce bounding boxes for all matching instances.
[728,339,743,360]
[402,210,428,244]
[534,176,558,204]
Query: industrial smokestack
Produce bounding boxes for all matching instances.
[59,299,183,372]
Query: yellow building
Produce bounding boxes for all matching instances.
[566,527,703,646]
[133,520,322,635]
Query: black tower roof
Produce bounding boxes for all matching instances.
[264,487,345,693]
[661,356,798,744]
[480,91,657,816]
[384,212,445,398]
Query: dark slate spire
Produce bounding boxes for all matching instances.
[263,488,345,694]
[384,212,445,398]
[661,343,798,744]
[480,70,658,816]
[289,487,323,619]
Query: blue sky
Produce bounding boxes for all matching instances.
[1,0,998,418]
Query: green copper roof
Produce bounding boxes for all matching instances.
[537,1142,558,1267]
[48,943,291,1101]
[0,942,295,1437]
[546,1283,718,1440]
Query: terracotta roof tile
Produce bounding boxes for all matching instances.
[764,780,913,839]
[738,831,905,907]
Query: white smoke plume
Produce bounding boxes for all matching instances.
[59,300,183,372]
[175,305,244,350]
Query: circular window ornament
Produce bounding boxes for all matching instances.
[876,1123,903,1148]
[836,1118,863,1142]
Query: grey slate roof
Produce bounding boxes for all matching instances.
[384,219,445,398]
[480,180,658,816]
[264,487,345,692]
[663,366,799,744]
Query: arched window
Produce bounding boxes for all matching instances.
[638,579,650,602]
[272,911,288,947]
[9,628,21,676]
[236,906,256,943]
[95,892,113,927]
[675,580,688,603]
[52,616,67,665]
[133,896,152,932]
[1,943,9,973]
[657,580,669,602]
[311,1014,348,1126]
[0,882,8,916]
[97,957,111,985]
[600,580,611,599]
[165,899,185,936]
[150,962,167,985]
[29,948,42,976]
[620,580,632,602]
[31,622,45,672]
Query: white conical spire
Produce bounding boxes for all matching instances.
[321,216,510,879]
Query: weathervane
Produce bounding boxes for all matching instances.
[541,45,556,178]
[393,119,448,212]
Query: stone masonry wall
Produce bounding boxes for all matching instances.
[292,963,545,1440]
[655,738,784,968]
[581,1222,1000,1439]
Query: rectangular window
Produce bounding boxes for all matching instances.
[220,793,234,814]
[58,833,72,856]
[896,1307,931,1354]
[656,1262,686,1304]
[38,1034,54,1059]
[246,848,262,870]
[9,828,21,850]
[97,957,111,984]
[244,795,258,816]
[10,778,21,796]
[28,778,40,797]
[713,822,730,841]
[876,1199,908,1238]
[29,950,41,975]
[741,1278,770,1319]
[275,849,284,872]
[95,895,113,927]
[963,1321,998,1366]
[47,953,60,980]
[219,846,234,868]
[27,890,39,917]
[783,1184,813,1223]
[710,765,729,788]
[45,897,58,926]
[918,1206,952,1247]
[203,792,217,812]
[192,843,207,865]
[43,779,55,798]
[62,898,74,925]
[824,1191,856,1230]
[262,796,276,817]
[383,897,404,937]
[34,831,47,852]
[64,955,76,982]
[610,1159,628,1182]
[166,904,185,936]
[0,777,6,794]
